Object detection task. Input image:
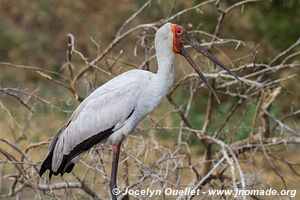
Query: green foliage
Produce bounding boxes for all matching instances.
[0,19,25,60]
[249,0,300,51]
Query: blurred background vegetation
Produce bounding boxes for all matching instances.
[1,0,299,136]
[1,0,299,102]
[0,0,300,199]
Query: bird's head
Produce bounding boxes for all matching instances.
[156,23,240,103]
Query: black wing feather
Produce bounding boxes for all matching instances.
[39,108,135,178]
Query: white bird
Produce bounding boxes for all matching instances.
[39,23,239,199]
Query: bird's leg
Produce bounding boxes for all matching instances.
[110,142,121,200]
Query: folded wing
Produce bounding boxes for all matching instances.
[39,70,148,177]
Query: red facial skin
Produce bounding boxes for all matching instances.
[171,24,184,54]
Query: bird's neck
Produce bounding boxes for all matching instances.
[153,51,175,96]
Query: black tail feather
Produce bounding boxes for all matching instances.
[39,151,53,177]
[40,124,117,179]
[40,150,76,179]
[39,124,68,179]
[65,163,75,173]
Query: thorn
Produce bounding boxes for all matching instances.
[216,96,221,104]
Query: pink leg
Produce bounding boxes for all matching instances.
[110,142,121,200]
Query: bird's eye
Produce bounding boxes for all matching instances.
[176,29,182,35]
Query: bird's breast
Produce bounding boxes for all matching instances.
[135,83,170,119]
